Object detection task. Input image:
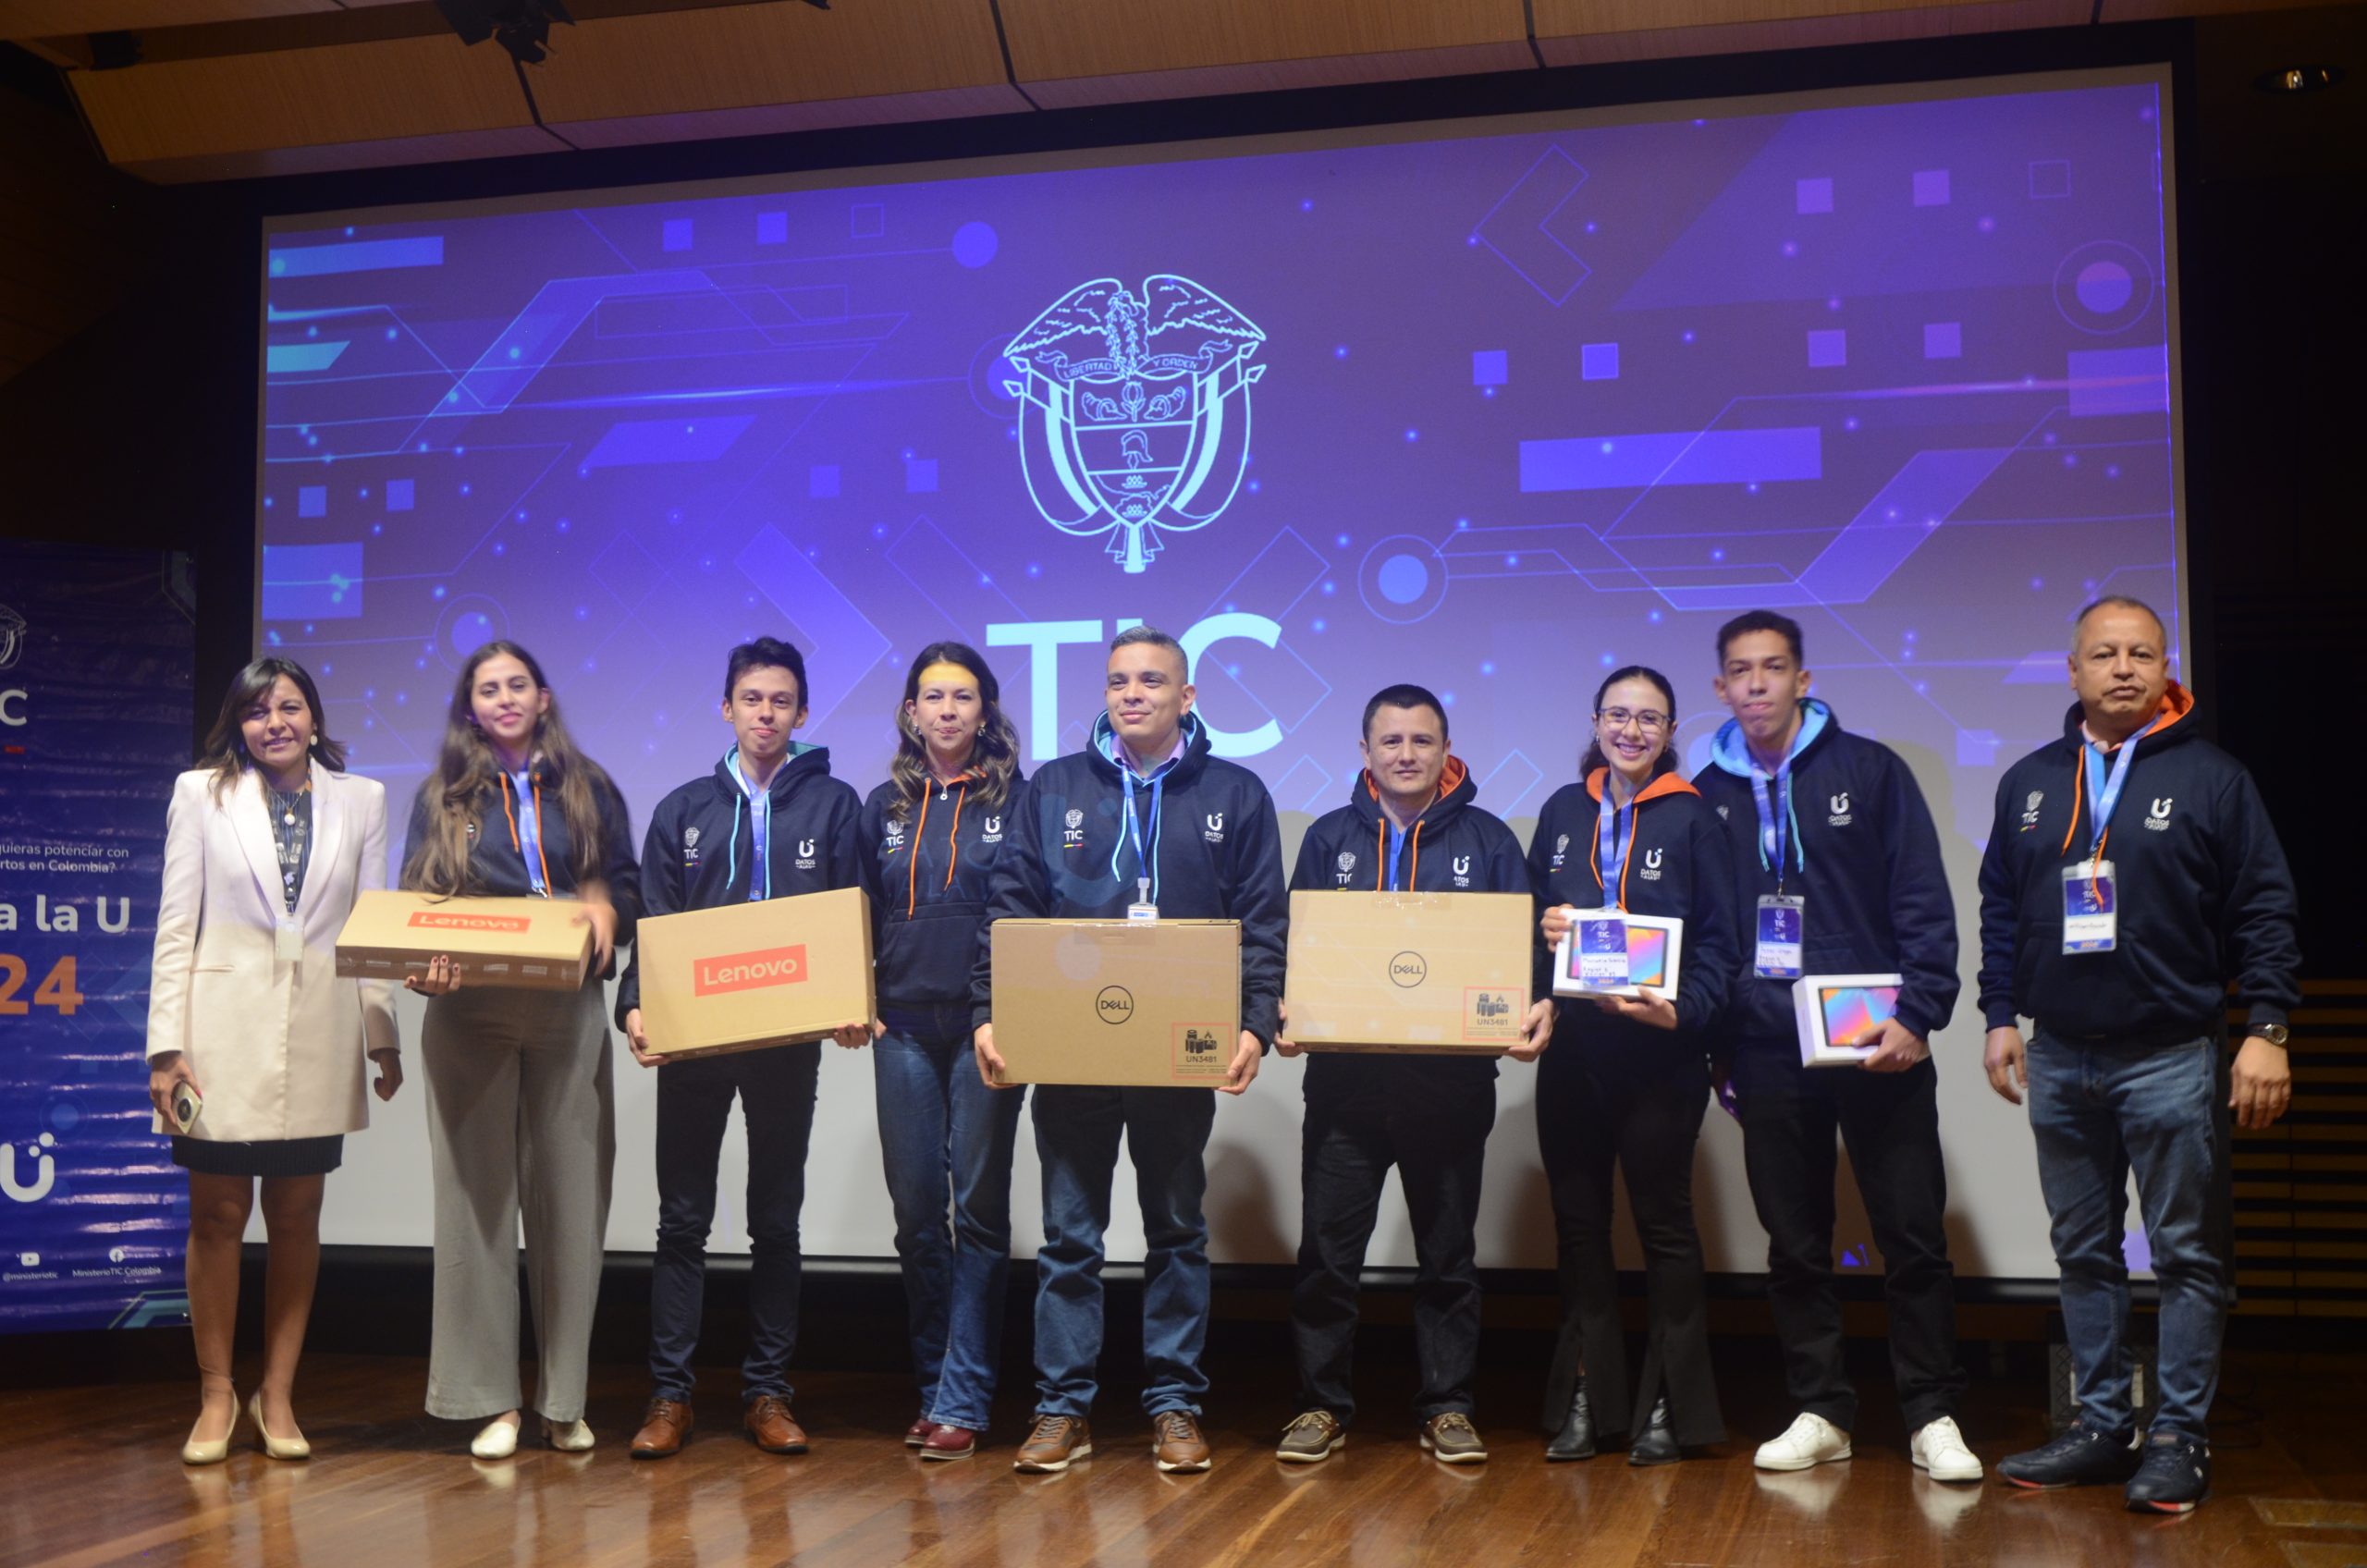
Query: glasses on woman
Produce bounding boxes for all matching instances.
[1597,706,1670,733]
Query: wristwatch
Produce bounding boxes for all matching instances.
[2254,1023,2291,1047]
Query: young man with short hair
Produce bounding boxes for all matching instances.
[1273,685,1551,1466]
[1980,596,2299,1513]
[972,626,1287,1474]
[617,638,867,1460]
[1693,610,1979,1483]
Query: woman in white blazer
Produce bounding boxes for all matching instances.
[147,657,402,1465]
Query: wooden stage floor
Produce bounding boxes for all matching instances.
[4,1344,2362,1567]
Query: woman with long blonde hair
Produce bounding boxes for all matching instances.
[401,639,640,1459]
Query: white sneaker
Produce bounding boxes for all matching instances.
[1754,1412,1852,1472]
[1910,1416,1982,1482]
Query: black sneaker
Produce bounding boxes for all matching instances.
[1997,1420,2141,1489]
[2125,1432,2209,1513]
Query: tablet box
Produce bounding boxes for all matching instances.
[989,919,1240,1087]
[335,889,594,992]
[1793,972,1912,1068]
[1284,890,1531,1054]
[636,887,875,1062]
[1552,913,1685,1001]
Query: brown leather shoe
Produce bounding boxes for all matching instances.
[903,1415,938,1448]
[631,1397,693,1460]
[1152,1410,1212,1473]
[744,1395,808,1454]
[1012,1414,1092,1473]
[920,1424,978,1462]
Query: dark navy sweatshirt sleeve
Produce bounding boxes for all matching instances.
[2214,768,2302,1035]
[616,790,684,1026]
[593,774,643,949]
[971,776,1049,1032]
[1231,784,1290,1048]
[1975,770,2023,1032]
[1527,790,1565,998]
[1875,747,1959,1041]
[1675,807,1740,1037]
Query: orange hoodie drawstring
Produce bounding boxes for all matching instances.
[498,769,556,898]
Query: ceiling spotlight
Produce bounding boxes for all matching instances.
[2253,64,2345,94]
[435,0,575,67]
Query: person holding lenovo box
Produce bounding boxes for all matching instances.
[1981,596,2299,1513]
[618,637,868,1462]
[971,626,1287,1475]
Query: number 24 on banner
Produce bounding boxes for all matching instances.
[0,954,84,1016]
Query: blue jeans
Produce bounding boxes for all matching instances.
[873,1003,1027,1431]
[2028,1030,2232,1442]
[1030,1084,1217,1419]
[647,1042,819,1404]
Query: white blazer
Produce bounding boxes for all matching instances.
[145,762,399,1143]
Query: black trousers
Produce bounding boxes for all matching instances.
[1290,1057,1494,1426]
[1730,1043,1966,1433]
[1536,1019,1724,1446]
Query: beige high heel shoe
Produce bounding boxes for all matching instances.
[249,1392,311,1461]
[181,1393,239,1465]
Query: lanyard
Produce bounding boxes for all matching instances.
[2079,736,2141,859]
[1595,786,1636,912]
[1749,761,1801,889]
[1386,820,1411,891]
[503,767,551,897]
[732,755,775,902]
[1117,766,1164,906]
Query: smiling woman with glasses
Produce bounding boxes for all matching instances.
[1526,665,1741,1467]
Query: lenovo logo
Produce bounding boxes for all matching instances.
[694,945,809,996]
[407,911,531,933]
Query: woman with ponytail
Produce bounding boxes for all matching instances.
[856,643,1026,1460]
[400,640,640,1459]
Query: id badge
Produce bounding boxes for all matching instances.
[2062,860,2116,953]
[1126,877,1159,924]
[1576,912,1629,986]
[1755,895,1804,978]
[275,918,303,963]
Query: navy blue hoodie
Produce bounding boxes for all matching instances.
[859,764,1026,1008]
[1290,757,1528,1096]
[970,711,1288,1047]
[1693,699,1959,1046]
[1977,686,2300,1047]
[401,759,642,981]
[1528,768,1740,1049]
[615,743,862,1023]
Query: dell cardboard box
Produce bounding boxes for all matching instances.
[1283,890,1531,1054]
[635,887,874,1062]
[988,919,1241,1087]
[335,889,593,991]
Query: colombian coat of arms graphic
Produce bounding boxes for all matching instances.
[1002,275,1268,573]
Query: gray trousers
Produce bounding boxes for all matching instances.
[421,983,615,1424]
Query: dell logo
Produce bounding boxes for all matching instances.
[1096,985,1135,1023]
[1389,950,1429,988]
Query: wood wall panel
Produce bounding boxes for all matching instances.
[1539,0,2089,65]
[531,0,1029,149]
[1002,0,1534,106]
[0,82,152,385]
[68,31,564,178]
[0,1,335,38]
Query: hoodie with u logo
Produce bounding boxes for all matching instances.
[1977,687,2299,1047]
[859,766,1026,1008]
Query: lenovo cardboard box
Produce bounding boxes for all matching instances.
[1283,890,1532,1054]
[988,919,1240,1087]
[636,887,874,1062]
[336,889,593,991]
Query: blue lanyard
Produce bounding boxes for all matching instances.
[731,753,775,901]
[508,768,547,896]
[2081,735,2143,857]
[1596,787,1635,908]
[1749,762,1802,887]
[1385,820,1411,891]
[1115,766,1164,905]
